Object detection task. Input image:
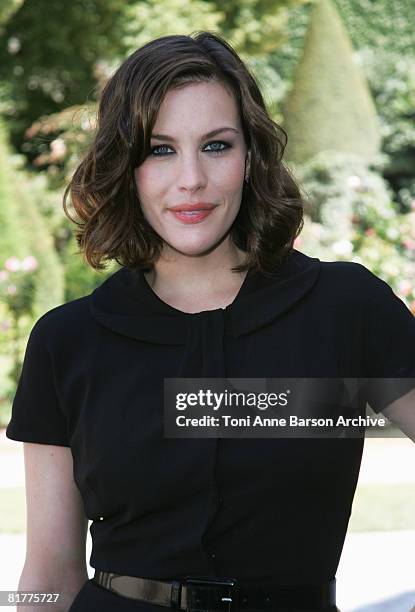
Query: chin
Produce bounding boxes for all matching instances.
[170,244,219,257]
[164,234,226,257]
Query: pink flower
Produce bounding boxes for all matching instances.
[6,284,17,295]
[402,239,415,250]
[50,138,67,161]
[365,228,376,237]
[21,255,38,271]
[0,319,11,332]
[398,280,412,296]
[4,257,21,271]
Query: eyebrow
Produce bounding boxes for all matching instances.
[150,127,239,141]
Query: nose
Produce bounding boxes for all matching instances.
[176,153,207,192]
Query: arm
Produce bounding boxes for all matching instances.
[17,442,88,612]
[382,387,415,443]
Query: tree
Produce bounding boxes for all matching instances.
[0,0,127,157]
[281,0,380,165]
[0,0,25,26]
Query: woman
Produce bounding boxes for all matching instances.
[6,31,415,612]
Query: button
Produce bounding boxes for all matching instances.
[99,517,104,521]
[210,552,216,559]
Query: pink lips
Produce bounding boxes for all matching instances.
[169,209,215,224]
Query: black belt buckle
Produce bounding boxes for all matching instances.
[185,575,239,612]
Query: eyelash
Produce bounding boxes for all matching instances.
[149,140,232,157]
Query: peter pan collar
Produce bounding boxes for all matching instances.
[89,249,321,344]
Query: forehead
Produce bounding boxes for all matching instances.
[153,81,240,130]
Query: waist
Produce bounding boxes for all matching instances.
[93,569,337,611]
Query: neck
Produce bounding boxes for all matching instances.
[145,239,248,297]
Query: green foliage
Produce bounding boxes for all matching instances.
[282,0,380,165]
[2,102,120,300]
[122,0,223,53]
[333,0,415,58]
[122,0,308,59]
[62,231,118,302]
[0,0,127,154]
[332,0,415,209]
[294,151,391,242]
[0,122,64,318]
[0,260,38,320]
[266,2,311,85]
[13,105,119,298]
[295,150,415,312]
[0,164,28,263]
[0,0,24,26]
[0,256,40,400]
[365,52,415,155]
[276,0,415,86]
[20,103,97,189]
[354,49,415,212]
[213,0,309,56]
[244,56,288,121]
[11,175,64,320]
[274,0,415,204]
[351,205,415,299]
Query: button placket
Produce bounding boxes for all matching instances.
[180,310,227,569]
[200,309,226,378]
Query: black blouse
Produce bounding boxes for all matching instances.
[6,249,415,590]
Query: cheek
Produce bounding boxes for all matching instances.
[134,166,165,204]
[215,159,245,190]
[134,166,150,193]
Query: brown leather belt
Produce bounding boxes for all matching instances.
[93,570,337,610]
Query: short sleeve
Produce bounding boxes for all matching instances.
[5,316,70,446]
[364,270,415,414]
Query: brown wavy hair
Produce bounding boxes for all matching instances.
[63,30,304,276]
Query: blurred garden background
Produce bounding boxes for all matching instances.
[0,0,414,609]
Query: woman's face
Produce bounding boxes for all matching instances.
[134,80,249,258]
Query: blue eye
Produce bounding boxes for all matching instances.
[149,144,172,156]
[149,140,232,157]
[205,141,231,154]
